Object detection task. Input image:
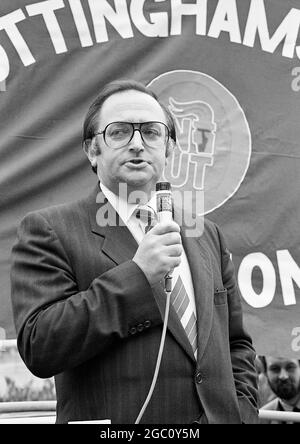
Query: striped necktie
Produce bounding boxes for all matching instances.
[170,275,198,359]
[135,205,198,358]
[135,205,157,233]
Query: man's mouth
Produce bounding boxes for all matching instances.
[125,159,149,168]
[129,159,143,164]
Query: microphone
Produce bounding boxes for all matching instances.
[156,182,173,293]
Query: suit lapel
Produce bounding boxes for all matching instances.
[180,218,214,363]
[86,184,138,264]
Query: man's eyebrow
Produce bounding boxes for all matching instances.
[268,364,281,370]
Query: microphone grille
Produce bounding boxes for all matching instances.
[156,182,171,191]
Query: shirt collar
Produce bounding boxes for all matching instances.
[100,182,157,224]
[279,395,300,411]
[144,193,157,214]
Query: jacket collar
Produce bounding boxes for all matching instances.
[86,183,138,264]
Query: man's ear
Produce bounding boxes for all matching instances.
[166,138,176,160]
[83,138,100,167]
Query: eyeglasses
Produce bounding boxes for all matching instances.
[93,121,170,149]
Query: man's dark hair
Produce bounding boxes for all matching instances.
[259,356,267,373]
[260,356,300,373]
[82,79,176,174]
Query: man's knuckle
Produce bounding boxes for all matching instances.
[175,233,182,243]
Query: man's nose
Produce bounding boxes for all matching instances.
[278,368,289,380]
[128,129,144,151]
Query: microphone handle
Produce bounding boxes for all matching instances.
[156,189,173,293]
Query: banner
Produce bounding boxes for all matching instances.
[0,0,299,358]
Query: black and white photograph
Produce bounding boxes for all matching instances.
[0,0,300,428]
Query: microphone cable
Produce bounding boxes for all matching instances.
[134,283,172,424]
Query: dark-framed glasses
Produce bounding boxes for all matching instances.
[94,121,170,149]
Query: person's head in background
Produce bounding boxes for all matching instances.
[261,356,300,404]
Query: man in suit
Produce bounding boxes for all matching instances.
[259,356,300,424]
[10,79,258,424]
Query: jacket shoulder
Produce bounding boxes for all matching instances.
[21,200,84,231]
[199,216,227,254]
[21,188,96,229]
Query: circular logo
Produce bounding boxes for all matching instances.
[148,70,252,215]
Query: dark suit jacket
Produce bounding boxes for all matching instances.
[10,184,258,424]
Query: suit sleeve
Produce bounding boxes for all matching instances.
[10,212,162,378]
[216,225,259,423]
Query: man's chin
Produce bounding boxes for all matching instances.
[122,175,157,190]
[276,386,297,400]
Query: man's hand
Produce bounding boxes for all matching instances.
[133,221,182,286]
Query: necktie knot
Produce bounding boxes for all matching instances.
[135,205,157,233]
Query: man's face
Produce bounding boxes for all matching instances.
[266,357,300,401]
[91,90,169,198]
